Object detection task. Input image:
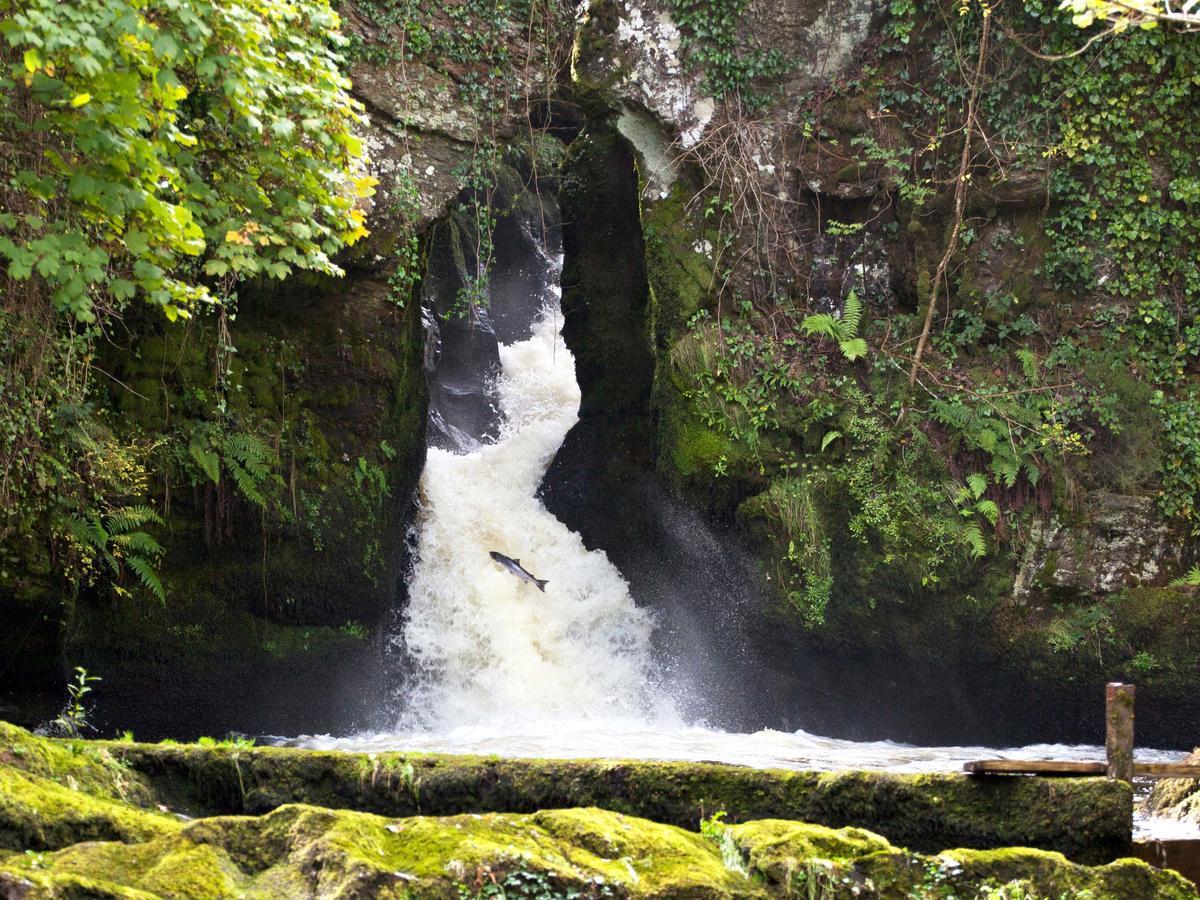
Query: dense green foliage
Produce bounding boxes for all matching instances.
[0,0,371,321]
[0,0,370,605]
[658,0,1200,644]
[669,0,791,103]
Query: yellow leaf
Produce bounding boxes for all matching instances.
[1138,194,1149,203]
[353,175,379,198]
[23,49,41,73]
[71,93,92,108]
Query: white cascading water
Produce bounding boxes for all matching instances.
[400,297,677,731]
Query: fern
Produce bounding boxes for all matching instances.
[1015,348,1039,382]
[189,442,221,484]
[1021,457,1041,486]
[70,516,111,559]
[800,291,868,361]
[125,556,165,603]
[839,337,868,361]
[184,428,278,508]
[1172,566,1200,588]
[841,292,863,336]
[820,430,843,452]
[68,505,166,602]
[965,472,988,498]
[990,453,1020,488]
[800,312,841,341]
[226,460,266,507]
[976,499,1000,526]
[111,531,165,557]
[930,398,977,432]
[106,505,163,534]
[221,432,275,507]
[960,522,987,559]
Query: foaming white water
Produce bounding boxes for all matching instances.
[301,719,1181,777]
[296,722,1193,839]
[398,302,677,731]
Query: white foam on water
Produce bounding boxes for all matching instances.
[396,287,678,733]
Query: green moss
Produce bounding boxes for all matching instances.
[642,182,715,343]
[729,819,894,885]
[730,822,1196,899]
[0,804,763,899]
[0,723,157,808]
[97,734,1130,864]
[0,769,178,853]
[533,807,754,895]
[937,847,1198,900]
[662,401,738,479]
[1147,749,1200,823]
[0,727,1187,899]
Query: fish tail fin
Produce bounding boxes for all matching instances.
[536,579,548,593]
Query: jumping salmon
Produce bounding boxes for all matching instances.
[489,551,548,592]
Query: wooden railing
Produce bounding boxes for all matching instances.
[964,683,1200,782]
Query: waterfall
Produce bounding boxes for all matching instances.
[402,284,676,731]
[289,187,1194,843]
[395,192,678,734]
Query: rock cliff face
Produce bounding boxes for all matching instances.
[1013,492,1185,603]
[3,0,1198,749]
[557,0,1200,744]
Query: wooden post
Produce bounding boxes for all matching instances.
[1106,682,1135,782]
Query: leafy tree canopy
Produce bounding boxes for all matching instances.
[1058,0,1200,32]
[0,0,374,323]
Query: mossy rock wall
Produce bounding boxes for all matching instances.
[7,805,1194,900]
[54,268,427,740]
[92,739,1133,865]
[1,725,1193,899]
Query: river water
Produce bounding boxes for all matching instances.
[294,199,1194,841]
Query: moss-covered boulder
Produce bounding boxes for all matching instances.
[90,733,1130,864]
[1,803,1193,899]
[729,819,1198,898]
[1148,749,1200,824]
[0,726,1191,898]
[0,723,178,852]
[0,804,762,899]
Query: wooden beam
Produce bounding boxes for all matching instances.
[963,760,1106,776]
[1132,763,1200,779]
[963,760,1200,779]
[1107,682,1136,782]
